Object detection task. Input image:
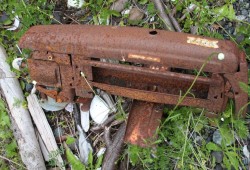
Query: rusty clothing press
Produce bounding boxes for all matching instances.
[19,25,248,146]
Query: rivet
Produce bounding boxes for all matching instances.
[218,53,225,60]
[48,55,53,60]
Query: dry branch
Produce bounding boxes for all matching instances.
[102,122,127,170]
[164,5,182,32]
[27,94,64,169]
[0,46,46,169]
[151,0,175,31]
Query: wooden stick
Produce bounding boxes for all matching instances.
[151,0,175,31]
[164,4,182,32]
[102,122,126,170]
[0,46,46,169]
[179,4,197,21]
[27,94,65,169]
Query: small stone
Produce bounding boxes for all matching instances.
[213,130,222,145]
[129,8,144,23]
[110,0,128,13]
[236,15,246,21]
[67,0,84,9]
[53,127,64,138]
[206,134,213,143]
[213,129,235,146]
[228,22,233,27]
[25,83,34,93]
[211,151,223,163]
[0,12,10,24]
[194,136,203,146]
[245,3,249,8]
[241,9,248,16]
[242,157,250,165]
[214,164,223,170]
[236,34,245,44]
[228,28,234,34]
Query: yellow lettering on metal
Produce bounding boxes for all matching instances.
[187,37,219,48]
[128,54,161,62]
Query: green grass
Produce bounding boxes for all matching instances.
[0,99,25,169]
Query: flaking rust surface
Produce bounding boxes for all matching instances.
[20,25,248,120]
[124,100,163,147]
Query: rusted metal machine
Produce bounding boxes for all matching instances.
[19,25,248,146]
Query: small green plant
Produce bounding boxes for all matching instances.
[127,104,249,169]
[0,99,25,169]
[115,96,127,121]
[48,146,65,168]
[65,144,104,170]
[82,0,120,25]
[0,0,54,75]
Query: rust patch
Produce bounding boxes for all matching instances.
[187,37,219,48]
[124,100,163,147]
[128,54,161,62]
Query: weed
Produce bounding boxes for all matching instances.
[127,104,249,169]
[48,146,65,168]
[0,99,25,169]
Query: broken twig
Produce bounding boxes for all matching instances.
[151,0,175,31]
[102,122,127,170]
[104,126,111,146]
[179,4,197,21]
[91,114,116,131]
[27,94,64,169]
[164,4,182,32]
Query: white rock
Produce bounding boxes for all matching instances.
[12,58,23,70]
[236,15,246,21]
[80,103,90,132]
[39,96,68,111]
[90,95,110,124]
[67,0,84,8]
[121,9,131,15]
